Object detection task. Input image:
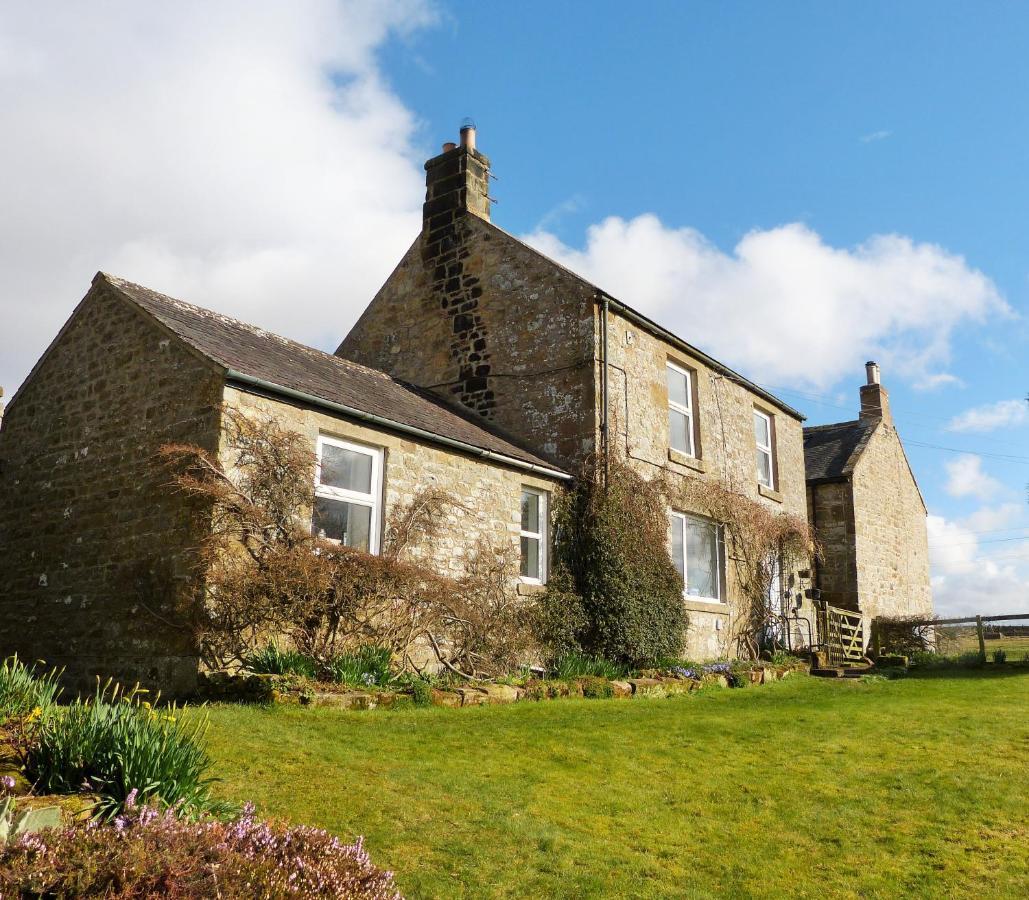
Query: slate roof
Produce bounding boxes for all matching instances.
[803,419,878,483]
[99,273,566,476]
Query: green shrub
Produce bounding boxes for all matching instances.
[579,676,615,699]
[0,656,62,722]
[326,645,393,687]
[241,643,316,678]
[406,677,433,707]
[23,682,226,820]
[542,462,687,667]
[992,648,1007,664]
[550,652,625,680]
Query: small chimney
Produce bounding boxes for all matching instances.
[423,118,491,228]
[859,360,891,424]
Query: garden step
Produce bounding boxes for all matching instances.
[810,667,845,678]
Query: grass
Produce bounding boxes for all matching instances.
[198,671,1029,899]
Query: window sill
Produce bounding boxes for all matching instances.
[758,484,783,503]
[517,581,546,596]
[668,448,706,473]
[682,598,729,615]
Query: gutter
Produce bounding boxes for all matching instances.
[224,369,572,482]
[595,291,805,422]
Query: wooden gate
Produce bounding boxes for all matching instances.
[818,603,865,666]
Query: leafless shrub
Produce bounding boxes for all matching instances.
[161,408,536,676]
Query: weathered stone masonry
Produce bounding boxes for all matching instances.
[0,281,222,695]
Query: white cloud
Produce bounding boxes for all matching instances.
[927,509,1029,618]
[524,216,1007,390]
[0,0,436,399]
[912,372,963,392]
[947,398,1029,432]
[943,454,1004,501]
[860,129,892,143]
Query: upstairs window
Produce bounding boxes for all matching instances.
[666,361,695,457]
[520,487,548,583]
[754,409,775,489]
[313,436,382,553]
[669,511,723,603]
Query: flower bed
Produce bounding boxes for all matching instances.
[201,659,810,711]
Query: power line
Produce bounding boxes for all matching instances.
[903,439,1029,464]
[929,535,1029,549]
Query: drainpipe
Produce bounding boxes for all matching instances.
[599,291,610,489]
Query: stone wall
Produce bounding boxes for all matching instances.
[851,423,933,624]
[806,480,859,610]
[0,283,223,695]
[338,216,598,471]
[602,306,815,658]
[224,387,562,580]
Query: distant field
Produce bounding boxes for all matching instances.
[200,671,1029,899]
[938,625,1029,660]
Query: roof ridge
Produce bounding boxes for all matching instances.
[803,419,863,432]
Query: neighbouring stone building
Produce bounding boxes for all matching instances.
[803,362,933,632]
[0,124,929,692]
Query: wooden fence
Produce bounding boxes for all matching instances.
[872,613,1029,660]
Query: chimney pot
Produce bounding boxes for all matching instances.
[459,118,476,152]
[865,360,881,385]
[442,141,457,153]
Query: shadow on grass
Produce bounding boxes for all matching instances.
[903,664,1029,681]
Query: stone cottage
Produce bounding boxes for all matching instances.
[803,363,933,633]
[1,124,855,693]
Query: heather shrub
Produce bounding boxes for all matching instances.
[23,681,224,820]
[0,795,401,899]
[579,676,615,699]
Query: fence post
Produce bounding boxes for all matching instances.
[976,615,986,660]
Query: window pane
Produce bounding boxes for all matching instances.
[753,411,770,448]
[520,536,540,579]
[320,444,373,494]
[669,517,685,578]
[667,366,689,408]
[313,497,372,550]
[685,517,719,599]
[756,449,772,487]
[668,409,691,454]
[521,490,540,533]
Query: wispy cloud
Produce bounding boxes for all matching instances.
[860,129,892,143]
[947,398,1029,432]
[534,195,586,232]
[944,454,1003,501]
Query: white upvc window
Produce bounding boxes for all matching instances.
[519,487,548,584]
[754,409,775,489]
[312,435,383,553]
[668,511,724,603]
[666,361,695,457]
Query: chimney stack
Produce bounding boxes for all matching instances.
[859,360,891,424]
[423,119,491,228]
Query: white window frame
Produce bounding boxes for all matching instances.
[669,511,724,604]
[754,409,775,489]
[666,361,696,457]
[519,487,548,585]
[313,435,383,554]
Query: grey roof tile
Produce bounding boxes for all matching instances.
[803,419,877,482]
[100,273,565,474]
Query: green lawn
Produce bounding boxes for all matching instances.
[200,671,1029,899]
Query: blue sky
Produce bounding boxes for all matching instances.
[0,1,1026,615]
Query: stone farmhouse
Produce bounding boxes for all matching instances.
[0,125,930,694]
[804,363,934,631]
